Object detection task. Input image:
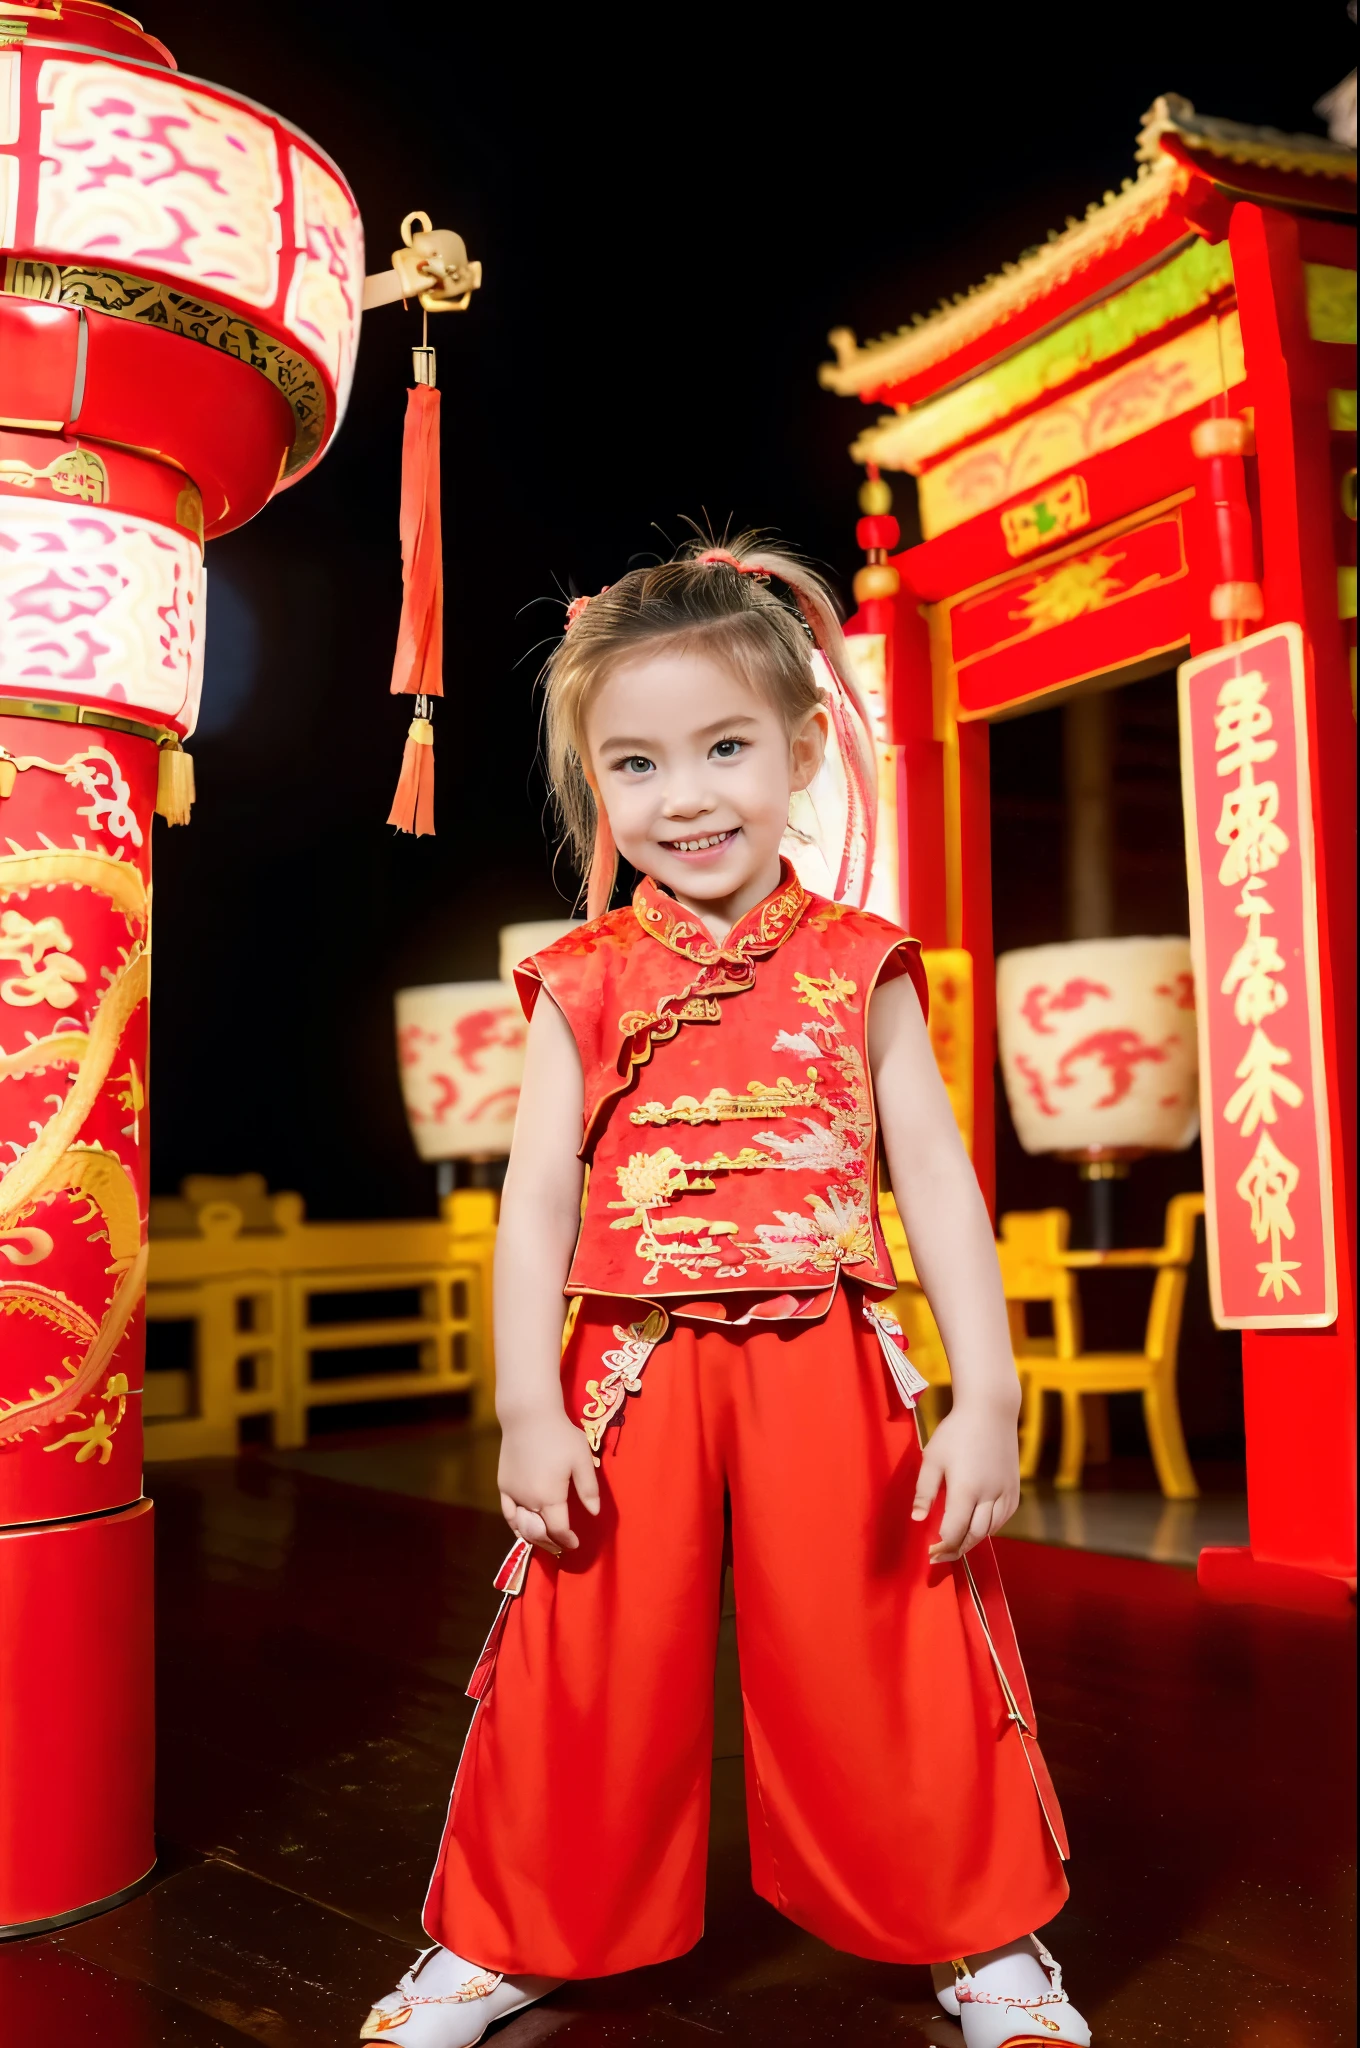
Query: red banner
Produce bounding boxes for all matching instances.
[1179,624,1337,1328]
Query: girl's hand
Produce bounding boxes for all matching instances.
[498,1404,601,1555]
[910,1403,1021,1563]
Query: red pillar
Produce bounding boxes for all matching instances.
[1194,204,1357,1599]
[0,2,363,1925]
[957,720,996,1218]
[889,584,948,951]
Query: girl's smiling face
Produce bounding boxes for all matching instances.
[584,645,826,937]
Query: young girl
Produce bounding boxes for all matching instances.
[363,541,1092,2048]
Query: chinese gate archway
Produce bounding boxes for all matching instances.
[824,99,1356,1603]
[0,1,363,1929]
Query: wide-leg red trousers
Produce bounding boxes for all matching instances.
[425,1288,1069,1977]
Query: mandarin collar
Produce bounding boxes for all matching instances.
[631,858,809,966]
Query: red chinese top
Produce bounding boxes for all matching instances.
[514,861,926,1323]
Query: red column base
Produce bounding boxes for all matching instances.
[1197,1545,1357,1616]
[0,1499,156,1934]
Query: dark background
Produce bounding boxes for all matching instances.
[148,0,1352,1301]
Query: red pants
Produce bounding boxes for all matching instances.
[425,1289,1069,1977]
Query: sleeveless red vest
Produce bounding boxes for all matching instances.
[515,862,926,1323]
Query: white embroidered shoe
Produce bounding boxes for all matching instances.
[932,1936,1092,2046]
[359,1944,562,2045]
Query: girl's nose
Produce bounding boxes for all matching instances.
[662,783,716,821]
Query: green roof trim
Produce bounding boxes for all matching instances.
[884,236,1235,472]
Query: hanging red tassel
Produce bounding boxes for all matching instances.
[387,375,443,834]
[387,713,435,835]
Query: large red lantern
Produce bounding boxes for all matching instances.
[0,0,363,1931]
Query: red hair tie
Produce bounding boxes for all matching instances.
[697,548,769,582]
[565,586,609,631]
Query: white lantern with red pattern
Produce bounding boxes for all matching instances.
[395,982,527,1162]
[996,937,1199,1158]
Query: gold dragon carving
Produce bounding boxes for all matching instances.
[0,832,150,1453]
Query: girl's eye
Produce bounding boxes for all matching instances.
[711,737,745,760]
[614,755,654,775]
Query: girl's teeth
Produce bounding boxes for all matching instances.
[669,832,732,852]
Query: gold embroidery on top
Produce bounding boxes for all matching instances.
[748,1186,876,1274]
[605,1146,754,1286]
[792,968,857,1017]
[631,865,809,965]
[607,1142,776,1217]
[629,1075,821,1126]
[604,967,884,1288]
[609,1147,721,1212]
[748,874,807,947]
[741,971,877,1272]
[617,965,754,1049]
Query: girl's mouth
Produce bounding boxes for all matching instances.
[659,828,739,859]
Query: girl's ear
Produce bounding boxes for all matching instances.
[789,706,829,793]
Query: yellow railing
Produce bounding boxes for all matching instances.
[144,1176,497,1459]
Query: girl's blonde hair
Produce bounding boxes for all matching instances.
[541,534,877,917]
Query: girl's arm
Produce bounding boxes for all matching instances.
[868,971,1021,1562]
[493,989,600,1553]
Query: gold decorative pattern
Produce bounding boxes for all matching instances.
[629,1076,822,1125]
[0,846,148,926]
[906,316,1241,534]
[0,699,174,747]
[603,964,879,1288]
[0,447,108,502]
[0,800,149,1449]
[2,259,326,474]
[580,1308,669,1453]
[858,239,1235,470]
[43,1372,130,1464]
[632,862,809,965]
[0,908,86,1008]
[1008,551,1128,630]
[1001,476,1091,558]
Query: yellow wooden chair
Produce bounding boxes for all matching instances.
[1008,1193,1205,1500]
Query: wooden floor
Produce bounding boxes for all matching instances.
[3,1449,1354,2046]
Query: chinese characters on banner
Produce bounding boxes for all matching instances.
[1179,624,1337,1329]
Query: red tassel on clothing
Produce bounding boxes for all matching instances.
[388,381,443,832]
[465,1541,533,1701]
